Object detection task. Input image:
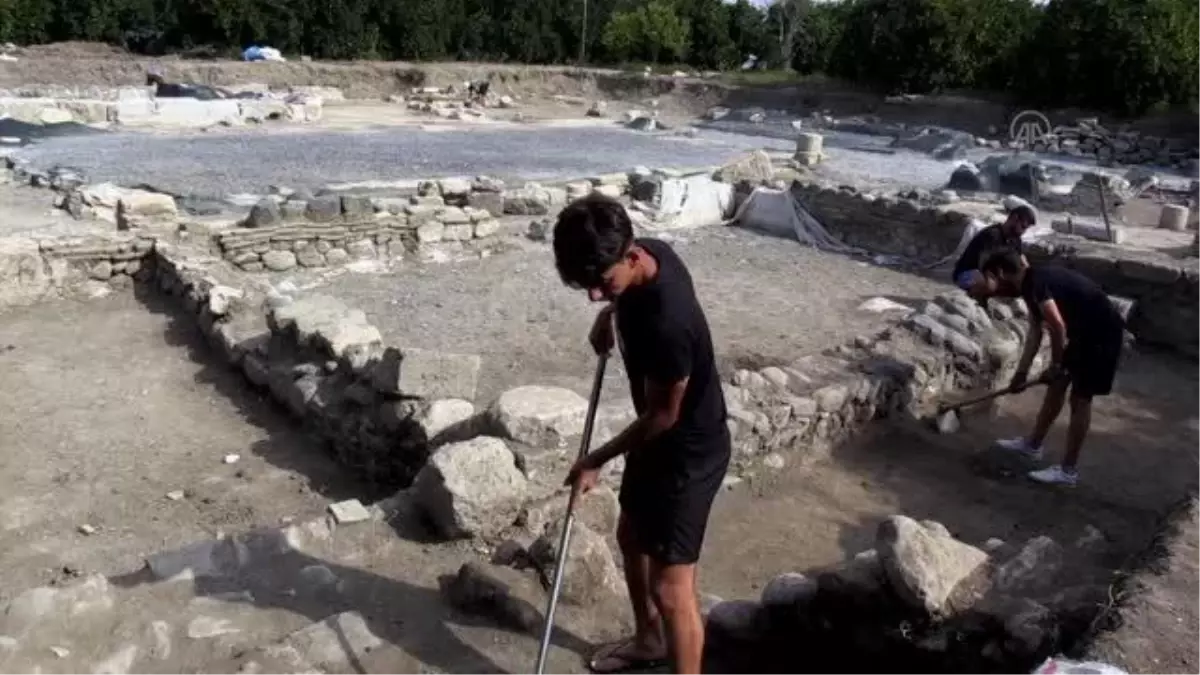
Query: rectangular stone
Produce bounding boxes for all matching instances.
[374,347,481,400]
[1050,217,1126,244]
[328,499,371,524]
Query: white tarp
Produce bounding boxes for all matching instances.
[652,174,735,230]
[727,186,861,254]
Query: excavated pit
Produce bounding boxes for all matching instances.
[0,289,383,602]
[0,181,1195,672]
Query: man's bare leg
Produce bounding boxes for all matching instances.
[1028,377,1069,447]
[651,561,704,675]
[591,513,665,666]
[1062,393,1092,469]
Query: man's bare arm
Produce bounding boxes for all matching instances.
[1015,315,1044,375]
[1040,299,1068,366]
[586,376,689,466]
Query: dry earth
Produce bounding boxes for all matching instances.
[0,291,375,603]
[281,227,947,403]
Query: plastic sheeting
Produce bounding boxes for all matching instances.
[727,186,863,255]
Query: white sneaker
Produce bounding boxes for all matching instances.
[1029,465,1078,487]
[995,436,1043,460]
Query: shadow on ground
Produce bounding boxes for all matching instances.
[829,344,1197,560]
[132,283,395,504]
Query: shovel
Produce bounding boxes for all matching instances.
[534,351,608,674]
[933,373,1052,433]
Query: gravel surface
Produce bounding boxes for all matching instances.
[12,125,792,199]
[299,227,948,403]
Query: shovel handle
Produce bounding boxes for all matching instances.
[938,375,1050,414]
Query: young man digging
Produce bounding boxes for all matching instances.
[552,193,730,674]
[953,204,1037,301]
[978,248,1125,486]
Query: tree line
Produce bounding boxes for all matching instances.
[0,0,1195,117]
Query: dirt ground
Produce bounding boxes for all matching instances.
[290,227,946,404]
[0,290,374,602]
[699,345,1198,605]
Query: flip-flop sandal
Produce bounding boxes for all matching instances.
[587,640,669,674]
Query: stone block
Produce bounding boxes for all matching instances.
[269,294,383,363]
[489,385,588,448]
[467,191,505,217]
[877,516,987,617]
[528,520,624,606]
[305,196,341,223]
[324,248,349,265]
[413,437,528,539]
[261,250,297,271]
[372,346,482,400]
[340,195,373,219]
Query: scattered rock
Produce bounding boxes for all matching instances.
[713,150,774,184]
[263,612,383,673]
[993,535,1064,595]
[223,454,240,464]
[761,572,817,609]
[489,385,588,447]
[328,499,371,524]
[521,484,620,539]
[50,646,70,658]
[165,490,186,501]
[373,346,481,400]
[441,562,544,633]
[706,599,763,644]
[261,250,297,272]
[586,101,607,117]
[877,516,988,617]
[419,398,476,441]
[246,199,281,228]
[528,520,624,606]
[77,524,97,535]
[413,436,528,539]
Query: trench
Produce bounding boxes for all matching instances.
[0,217,1195,672]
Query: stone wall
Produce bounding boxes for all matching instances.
[1026,235,1199,358]
[0,232,158,307]
[788,181,975,260]
[720,289,1028,474]
[149,244,484,486]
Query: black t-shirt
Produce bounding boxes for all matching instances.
[615,238,728,459]
[953,224,1023,280]
[1021,265,1124,342]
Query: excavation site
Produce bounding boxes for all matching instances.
[0,54,1196,675]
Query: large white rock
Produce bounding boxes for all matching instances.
[528,520,624,606]
[876,516,988,617]
[489,385,588,448]
[420,398,476,440]
[117,191,177,218]
[268,294,383,363]
[413,437,528,539]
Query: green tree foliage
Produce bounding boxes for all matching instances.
[601,0,689,63]
[0,0,1191,116]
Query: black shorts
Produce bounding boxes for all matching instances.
[618,429,731,566]
[1063,331,1122,398]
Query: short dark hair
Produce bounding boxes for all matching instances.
[552,193,633,289]
[1008,204,1037,226]
[980,246,1023,276]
